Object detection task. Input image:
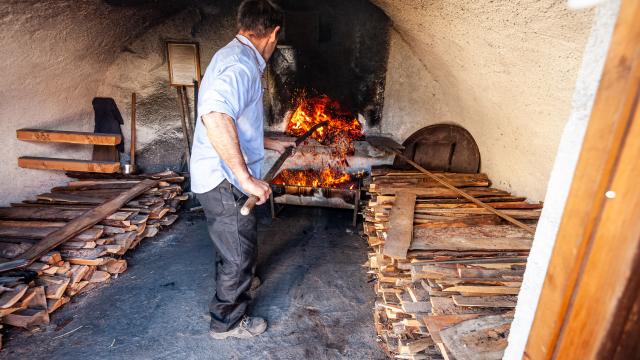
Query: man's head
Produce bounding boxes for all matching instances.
[237,0,283,61]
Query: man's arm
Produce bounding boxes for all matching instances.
[202,112,271,204]
[264,137,297,154]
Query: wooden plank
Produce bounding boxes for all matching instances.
[18,157,120,173]
[16,129,122,145]
[0,179,158,272]
[452,295,518,308]
[442,285,520,296]
[411,225,533,252]
[382,191,416,259]
[440,315,511,360]
[0,284,28,308]
[0,207,133,222]
[526,1,640,358]
[0,226,103,242]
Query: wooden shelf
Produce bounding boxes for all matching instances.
[18,157,120,173]
[16,129,122,146]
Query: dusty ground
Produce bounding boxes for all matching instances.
[2,207,385,360]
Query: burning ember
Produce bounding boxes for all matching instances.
[278,95,364,188]
[272,168,362,189]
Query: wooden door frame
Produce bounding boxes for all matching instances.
[525,0,640,358]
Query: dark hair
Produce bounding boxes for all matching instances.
[237,0,283,38]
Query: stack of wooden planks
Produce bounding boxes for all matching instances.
[0,170,187,338]
[363,169,542,360]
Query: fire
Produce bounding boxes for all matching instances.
[286,95,364,147]
[278,95,365,188]
[272,168,359,189]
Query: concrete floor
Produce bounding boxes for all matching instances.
[2,206,386,360]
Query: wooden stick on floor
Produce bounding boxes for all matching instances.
[366,136,536,234]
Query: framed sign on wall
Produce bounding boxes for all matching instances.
[166,42,201,87]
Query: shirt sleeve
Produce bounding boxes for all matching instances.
[198,62,255,122]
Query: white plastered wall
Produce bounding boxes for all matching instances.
[504,1,620,358]
[373,0,595,202]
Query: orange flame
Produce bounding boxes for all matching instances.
[279,95,365,188]
[286,95,363,146]
[272,168,358,189]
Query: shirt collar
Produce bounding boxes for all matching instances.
[236,34,266,73]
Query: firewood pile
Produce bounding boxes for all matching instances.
[363,169,541,360]
[0,171,188,346]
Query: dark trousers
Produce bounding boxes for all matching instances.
[196,180,258,332]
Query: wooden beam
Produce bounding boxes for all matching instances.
[18,157,120,173]
[0,179,157,272]
[525,1,640,358]
[16,129,122,145]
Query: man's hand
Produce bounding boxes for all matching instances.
[264,138,297,154]
[239,175,272,205]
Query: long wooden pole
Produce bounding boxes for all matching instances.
[176,87,191,166]
[130,92,137,167]
[367,137,536,234]
[240,121,329,216]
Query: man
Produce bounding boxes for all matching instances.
[190,0,292,339]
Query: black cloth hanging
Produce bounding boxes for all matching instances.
[92,97,125,153]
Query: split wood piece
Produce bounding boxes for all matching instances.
[2,287,49,328]
[374,196,528,205]
[148,207,171,220]
[378,201,543,210]
[65,280,90,297]
[39,252,62,264]
[0,226,103,242]
[383,191,417,259]
[439,315,512,360]
[47,296,70,313]
[452,295,518,308]
[410,225,533,252]
[398,337,434,356]
[0,179,158,272]
[442,285,521,296]
[413,208,541,219]
[371,172,491,188]
[99,259,127,274]
[60,247,108,260]
[160,214,179,227]
[36,275,70,299]
[18,157,120,174]
[366,136,536,234]
[16,129,122,145]
[67,257,108,266]
[373,186,510,198]
[69,265,91,285]
[0,284,28,308]
[422,314,483,342]
[457,264,525,279]
[89,270,110,283]
[0,207,134,222]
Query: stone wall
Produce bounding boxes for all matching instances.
[0,0,186,205]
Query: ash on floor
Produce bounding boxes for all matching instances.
[2,206,385,360]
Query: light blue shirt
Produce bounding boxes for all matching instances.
[190,35,266,194]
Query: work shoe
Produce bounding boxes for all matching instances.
[209,316,267,339]
[250,276,262,292]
